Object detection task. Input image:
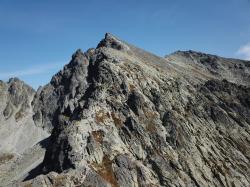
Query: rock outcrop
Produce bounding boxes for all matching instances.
[1,33,250,187]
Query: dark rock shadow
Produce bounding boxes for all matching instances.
[23,163,44,181]
[39,136,50,149]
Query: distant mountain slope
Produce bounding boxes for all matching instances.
[0,78,49,185]
[0,33,250,187]
[165,50,250,86]
[0,78,48,154]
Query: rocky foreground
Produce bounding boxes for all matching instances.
[0,33,250,187]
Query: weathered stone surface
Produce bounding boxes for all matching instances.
[1,33,250,186]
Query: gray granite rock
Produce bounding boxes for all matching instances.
[1,33,250,187]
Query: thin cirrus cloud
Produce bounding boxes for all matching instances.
[237,43,250,60]
[0,62,65,80]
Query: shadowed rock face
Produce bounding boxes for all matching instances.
[1,33,250,187]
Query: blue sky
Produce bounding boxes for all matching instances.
[0,0,250,89]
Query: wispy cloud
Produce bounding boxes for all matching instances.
[0,62,65,80]
[237,43,250,60]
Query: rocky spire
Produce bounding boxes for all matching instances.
[97,33,130,51]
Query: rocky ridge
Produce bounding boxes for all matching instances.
[0,33,250,187]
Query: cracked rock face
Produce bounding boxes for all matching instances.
[1,33,250,187]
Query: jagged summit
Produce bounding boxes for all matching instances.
[7,77,22,84]
[72,48,84,58]
[67,48,87,67]
[0,33,250,186]
[96,33,130,52]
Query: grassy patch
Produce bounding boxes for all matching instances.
[129,84,136,91]
[144,111,158,133]
[15,110,24,121]
[54,175,68,187]
[92,130,105,144]
[0,153,14,164]
[23,183,32,187]
[95,110,110,124]
[111,112,123,127]
[94,155,118,187]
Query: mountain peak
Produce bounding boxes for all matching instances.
[96,33,130,51]
[1,34,250,187]
[8,77,22,84]
[72,48,84,58]
[68,48,87,67]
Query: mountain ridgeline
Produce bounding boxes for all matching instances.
[0,33,250,187]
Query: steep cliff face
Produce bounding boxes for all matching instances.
[20,34,250,187]
[1,33,250,187]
